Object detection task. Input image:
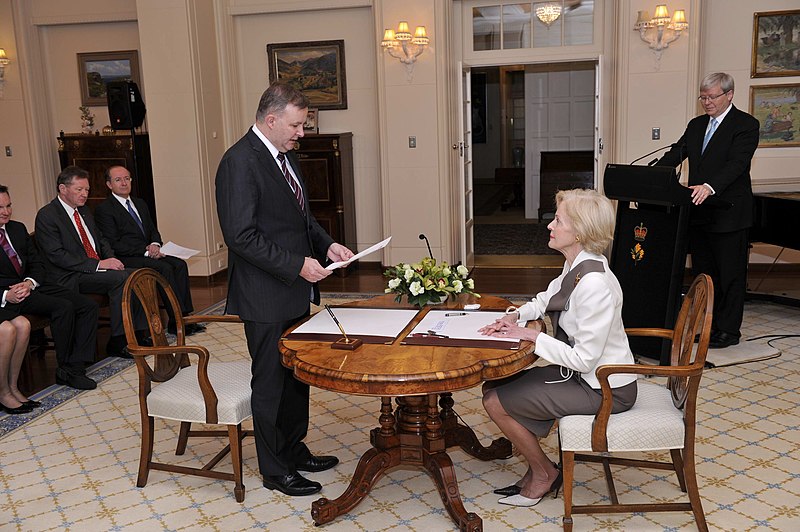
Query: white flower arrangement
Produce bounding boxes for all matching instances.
[384,257,478,307]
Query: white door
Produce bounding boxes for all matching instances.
[457,65,475,267]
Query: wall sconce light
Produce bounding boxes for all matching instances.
[0,48,10,98]
[535,3,562,27]
[634,5,688,66]
[380,21,430,81]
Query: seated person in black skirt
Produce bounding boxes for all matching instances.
[479,188,638,507]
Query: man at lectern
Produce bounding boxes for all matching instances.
[656,72,759,349]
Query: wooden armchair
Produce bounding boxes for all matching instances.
[558,273,713,531]
[121,268,253,502]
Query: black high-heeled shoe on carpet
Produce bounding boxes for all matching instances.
[1,401,33,415]
[498,467,563,507]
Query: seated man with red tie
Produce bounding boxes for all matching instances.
[34,166,147,359]
[0,184,99,391]
[94,165,204,336]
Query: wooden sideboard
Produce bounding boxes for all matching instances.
[538,150,594,221]
[294,132,356,254]
[57,131,156,224]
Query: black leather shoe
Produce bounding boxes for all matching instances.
[136,334,153,347]
[296,454,339,473]
[55,369,97,390]
[262,472,322,496]
[709,331,739,349]
[107,345,133,359]
[23,399,42,408]
[185,323,207,336]
[493,484,522,496]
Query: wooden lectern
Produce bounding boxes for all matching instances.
[605,163,729,364]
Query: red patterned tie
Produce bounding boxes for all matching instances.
[277,152,304,212]
[73,209,100,260]
[0,227,22,275]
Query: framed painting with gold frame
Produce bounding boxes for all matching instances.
[267,40,347,110]
[751,10,800,78]
[749,83,800,148]
[77,50,141,106]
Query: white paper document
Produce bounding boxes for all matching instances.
[289,307,418,340]
[160,241,200,260]
[326,236,392,270]
[410,310,521,344]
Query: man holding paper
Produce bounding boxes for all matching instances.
[216,82,353,497]
[94,165,204,336]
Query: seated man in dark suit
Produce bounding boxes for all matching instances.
[34,166,147,358]
[94,165,205,336]
[0,184,98,390]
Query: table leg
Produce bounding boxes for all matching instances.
[312,395,484,530]
[439,392,512,460]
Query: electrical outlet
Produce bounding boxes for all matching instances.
[409,136,416,148]
[651,127,660,140]
[4,146,11,157]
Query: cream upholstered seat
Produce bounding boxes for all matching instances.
[121,268,252,502]
[558,273,713,532]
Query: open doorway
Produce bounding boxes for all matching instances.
[471,62,596,268]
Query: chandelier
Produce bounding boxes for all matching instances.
[535,3,562,27]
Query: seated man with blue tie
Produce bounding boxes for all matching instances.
[94,165,204,336]
[34,166,148,358]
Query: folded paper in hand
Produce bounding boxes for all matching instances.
[326,236,391,270]
[159,241,200,260]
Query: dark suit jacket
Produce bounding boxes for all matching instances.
[657,105,759,233]
[95,195,161,257]
[215,128,334,323]
[0,220,46,291]
[34,198,116,289]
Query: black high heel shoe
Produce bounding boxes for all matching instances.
[23,399,42,408]
[1,402,33,415]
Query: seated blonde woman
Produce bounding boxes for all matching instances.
[479,188,637,507]
[0,314,35,414]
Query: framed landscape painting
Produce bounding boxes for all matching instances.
[751,10,800,78]
[267,40,347,110]
[77,50,140,106]
[749,83,800,148]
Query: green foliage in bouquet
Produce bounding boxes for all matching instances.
[384,257,479,307]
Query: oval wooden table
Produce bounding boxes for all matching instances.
[279,294,538,531]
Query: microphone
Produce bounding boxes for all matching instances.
[419,233,434,259]
[630,143,678,165]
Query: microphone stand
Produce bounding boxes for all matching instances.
[419,234,434,259]
[630,143,678,165]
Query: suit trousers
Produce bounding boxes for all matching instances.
[244,315,311,477]
[689,227,749,337]
[118,256,194,317]
[75,269,143,337]
[6,286,99,371]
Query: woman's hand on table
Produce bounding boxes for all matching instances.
[478,315,542,342]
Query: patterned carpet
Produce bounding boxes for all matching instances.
[1,299,798,530]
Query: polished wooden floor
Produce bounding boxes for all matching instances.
[19,261,799,396]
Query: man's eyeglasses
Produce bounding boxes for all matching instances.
[697,91,729,103]
[111,176,133,183]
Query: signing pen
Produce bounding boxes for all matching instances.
[324,304,350,342]
[445,312,467,317]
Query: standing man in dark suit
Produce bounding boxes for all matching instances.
[94,165,205,336]
[0,184,98,390]
[216,83,353,497]
[657,72,759,349]
[34,166,147,358]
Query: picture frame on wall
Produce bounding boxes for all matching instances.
[749,83,800,148]
[751,10,800,78]
[303,108,319,133]
[77,50,141,106]
[267,40,347,110]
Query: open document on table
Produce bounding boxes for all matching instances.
[326,236,391,270]
[285,307,419,344]
[404,310,525,349]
